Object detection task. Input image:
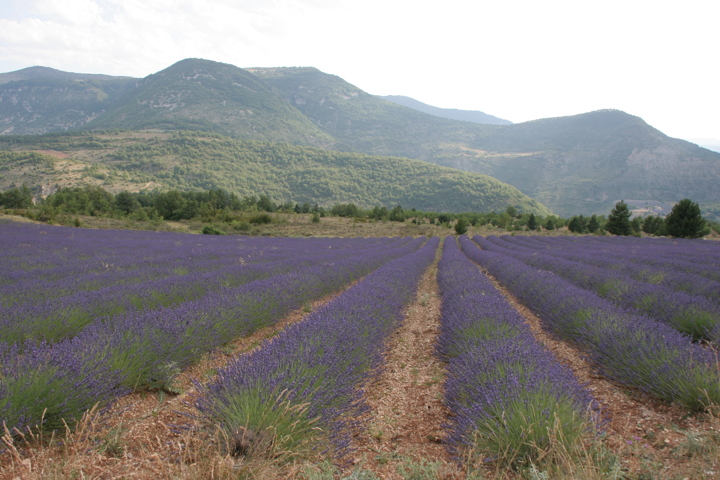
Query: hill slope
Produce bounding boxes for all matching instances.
[255,67,720,217]
[0,131,551,215]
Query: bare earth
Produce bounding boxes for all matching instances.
[349,246,464,479]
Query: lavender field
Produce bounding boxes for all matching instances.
[0,222,423,435]
[2,222,720,478]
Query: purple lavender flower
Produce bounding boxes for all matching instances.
[437,237,598,465]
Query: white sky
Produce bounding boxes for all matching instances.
[0,0,718,142]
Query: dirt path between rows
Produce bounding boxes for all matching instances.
[348,246,465,479]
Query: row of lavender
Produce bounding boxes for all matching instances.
[495,235,720,298]
[514,235,720,284]
[195,237,439,460]
[0,224,422,435]
[476,236,720,341]
[1,221,392,302]
[460,236,720,411]
[436,237,597,466]
[1,223,400,344]
[556,234,720,264]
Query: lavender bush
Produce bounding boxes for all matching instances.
[195,238,440,462]
[0,224,421,436]
[1,223,411,344]
[437,237,597,466]
[462,236,720,411]
[497,235,720,305]
[476,236,720,341]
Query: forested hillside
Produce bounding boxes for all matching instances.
[0,131,551,215]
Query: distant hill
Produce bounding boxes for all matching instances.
[458,110,720,218]
[0,66,135,84]
[1,58,719,217]
[0,131,552,215]
[379,95,512,125]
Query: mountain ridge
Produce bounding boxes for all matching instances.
[1,58,718,217]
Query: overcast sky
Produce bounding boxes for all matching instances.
[0,0,718,142]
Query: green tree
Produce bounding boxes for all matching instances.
[202,225,225,235]
[527,213,537,230]
[331,203,360,217]
[0,185,33,208]
[115,190,140,214]
[388,205,405,222]
[641,216,655,235]
[154,190,188,220]
[437,213,452,224]
[651,216,667,236]
[45,185,114,216]
[369,206,388,220]
[665,199,707,239]
[587,214,600,233]
[568,215,588,234]
[606,200,632,236]
[454,217,469,235]
[256,195,276,212]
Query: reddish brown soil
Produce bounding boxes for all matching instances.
[349,248,464,479]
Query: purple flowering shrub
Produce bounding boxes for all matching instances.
[195,238,439,461]
[437,237,598,466]
[494,235,720,306]
[0,237,413,344]
[476,236,720,341]
[462,236,720,411]
[0,224,422,436]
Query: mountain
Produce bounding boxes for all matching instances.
[1,59,719,217]
[379,95,512,125]
[249,66,488,159]
[0,132,551,215]
[0,66,133,84]
[250,67,720,217]
[84,59,336,148]
[459,110,720,218]
[0,67,136,135]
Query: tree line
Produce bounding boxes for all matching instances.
[0,184,715,239]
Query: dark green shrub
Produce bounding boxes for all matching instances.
[249,213,273,225]
[202,225,225,235]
